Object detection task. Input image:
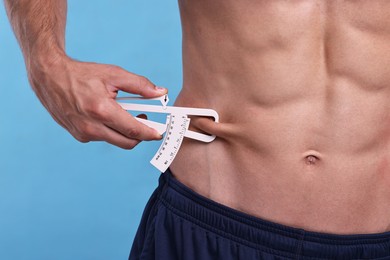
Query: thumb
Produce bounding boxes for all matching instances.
[106,65,167,97]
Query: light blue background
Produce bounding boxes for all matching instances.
[0,1,182,259]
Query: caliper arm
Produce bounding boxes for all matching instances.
[116,94,219,172]
[116,95,219,143]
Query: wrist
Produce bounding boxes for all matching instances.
[24,42,67,71]
[26,45,73,94]
[26,44,68,75]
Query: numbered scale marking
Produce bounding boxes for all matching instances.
[116,94,219,172]
[151,114,190,172]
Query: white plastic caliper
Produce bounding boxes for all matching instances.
[116,94,219,172]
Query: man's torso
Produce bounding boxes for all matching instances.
[170,0,390,234]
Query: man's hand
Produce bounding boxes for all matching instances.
[4,0,167,149]
[28,55,166,149]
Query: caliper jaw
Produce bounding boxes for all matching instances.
[116,94,219,172]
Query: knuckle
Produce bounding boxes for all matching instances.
[122,143,136,150]
[74,133,90,143]
[125,127,140,138]
[122,140,139,150]
[107,64,121,73]
[95,101,110,119]
[83,124,99,139]
[105,65,124,77]
[138,76,153,91]
[75,122,99,141]
[85,100,109,120]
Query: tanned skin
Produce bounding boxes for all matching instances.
[4,0,166,149]
[5,0,390,235]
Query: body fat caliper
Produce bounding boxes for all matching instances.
[116,94,219,172]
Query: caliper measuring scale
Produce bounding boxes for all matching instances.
[116,94,219,172]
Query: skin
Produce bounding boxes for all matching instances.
[5,0,390,235]
[4,0,165,149]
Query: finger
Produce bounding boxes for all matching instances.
[91,124,141,150]
[106,66,167,98]
[103,100,162,141]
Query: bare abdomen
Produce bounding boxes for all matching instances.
[173,0,390,234]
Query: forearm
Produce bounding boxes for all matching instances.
[4,1,165,149]
[4,0,67,69]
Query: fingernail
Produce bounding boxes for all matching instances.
[153,129,163,139]
[155,86,166,92]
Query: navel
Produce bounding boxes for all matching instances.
[303,150,322,166]
[305,155,319,165]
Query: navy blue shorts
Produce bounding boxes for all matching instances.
[129,170,390,259]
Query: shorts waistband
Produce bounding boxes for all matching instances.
[158,169,390,259]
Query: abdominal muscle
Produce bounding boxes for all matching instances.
[170,0,390,235]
